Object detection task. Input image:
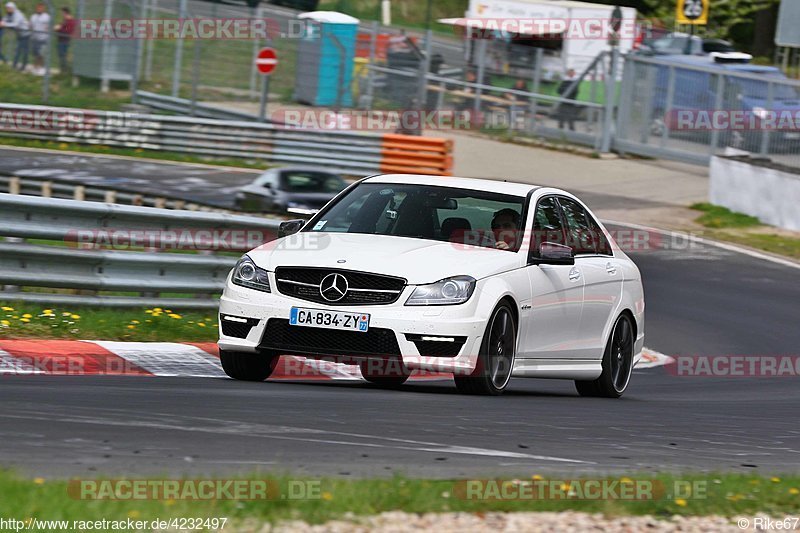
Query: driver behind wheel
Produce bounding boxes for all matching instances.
[491,208,521,250]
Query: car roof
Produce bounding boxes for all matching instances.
[656,54,782,74]
[363,174,539,196]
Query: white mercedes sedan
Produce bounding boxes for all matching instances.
[218,175,644,397]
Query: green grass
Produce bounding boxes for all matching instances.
[1,471,799,527]
[690,203,800,260]
[0,138,269,170]
[691,203,763,229]
[0,302,218,342]
[0,63,131,109]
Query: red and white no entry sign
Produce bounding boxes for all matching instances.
[256,47,278,75]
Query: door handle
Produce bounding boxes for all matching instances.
[568,268,581,282]
[606,262,617,275]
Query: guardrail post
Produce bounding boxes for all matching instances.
[74,185,86,201]
[104,190,116,204]
[9,177,20,195]
[41,181,52,198]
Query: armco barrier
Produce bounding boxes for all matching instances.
[0,194,281,309]
[0,103,454,176]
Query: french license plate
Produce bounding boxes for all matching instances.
[289,307,370,332]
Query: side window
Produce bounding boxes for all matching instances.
[584,209,613,256]
[558,197,603,255]
[530,196,565,257]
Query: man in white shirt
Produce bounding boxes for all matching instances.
[29,2,50,75]
[1,2,31,71]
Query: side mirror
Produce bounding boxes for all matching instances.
[530,242,574,266]
[278,219,305,238]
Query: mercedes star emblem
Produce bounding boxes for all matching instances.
[320,273,348,302]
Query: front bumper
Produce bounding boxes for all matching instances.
[217,274,487,374]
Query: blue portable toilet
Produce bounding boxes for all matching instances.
[294,11,360,107]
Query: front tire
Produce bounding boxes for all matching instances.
[454,303,516,396]
[575,314,634,398]
[220,349,278,381]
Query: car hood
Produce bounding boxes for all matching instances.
[248,232,521,285]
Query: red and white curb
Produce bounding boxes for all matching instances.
[0,340,673,379]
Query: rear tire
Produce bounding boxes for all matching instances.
[360,358,410,387]
[575,314,634,398]
[454,302,516,396]
[220,349,277,381]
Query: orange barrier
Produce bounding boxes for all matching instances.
[379,134,454,176]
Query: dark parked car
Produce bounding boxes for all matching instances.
[234,168,348,216]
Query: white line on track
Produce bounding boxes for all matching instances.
[603,218,800,271]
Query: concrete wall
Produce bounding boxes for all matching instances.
[709,156,800,232]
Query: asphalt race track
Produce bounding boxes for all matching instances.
[1,229,799,478]
[0,147,258,207]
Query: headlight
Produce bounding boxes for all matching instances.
[231,255,271,293]
[405,276,476,306]
[752,107,769,120]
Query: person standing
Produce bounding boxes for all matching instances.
[0,23,5,64]
[53,6,74,73]
[30,2,50,75]
[2,2,31,71]
[556,69,579,131]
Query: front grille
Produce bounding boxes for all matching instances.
[260,318,401,357]
[275,267,406,306]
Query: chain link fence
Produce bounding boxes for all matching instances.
[615,54,800,170]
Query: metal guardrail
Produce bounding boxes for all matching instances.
[135,91,264,122]
[0,173,219,211]
[0,194,281,309]
[0,103,454,176]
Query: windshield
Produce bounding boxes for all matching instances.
[307,183,527,251]
[280,171,346,193]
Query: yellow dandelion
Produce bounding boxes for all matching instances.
[59,143,69,149]
[789,488,799,495]
[675,498,687,507]
[197,322,206,327]
[771,477,781,483]
[33,477,45,485]
[165,498,176,506]
[619,477,634,484]
[1,306,14,311]
[153,308,162,312]
[131,320,140,324]
[0,320,10,326]
[22,314,32,319]
[321,491,333,501]
[168,313,182,319]
[532,475,543,481]
[70,314,81,320]
[145,309,153,314]
[127,510,140,519]
[42,309,53,314]
[126,325,136,330]
[62,312,72,316]
[20,318,30,323]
